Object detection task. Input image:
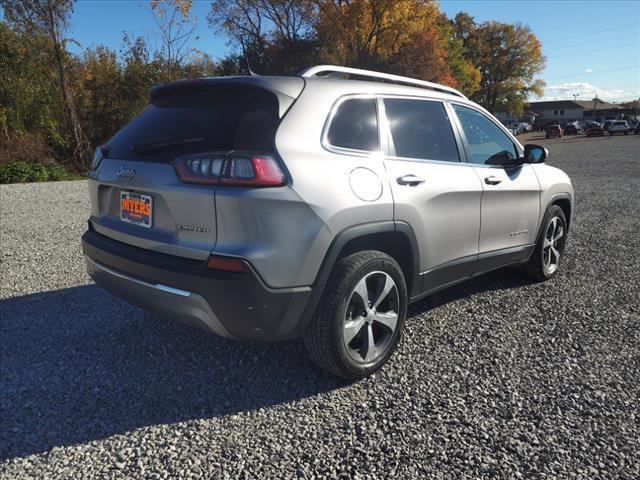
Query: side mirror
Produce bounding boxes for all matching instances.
[524,144,548,163]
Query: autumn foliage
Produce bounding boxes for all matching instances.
[0,0,546,175]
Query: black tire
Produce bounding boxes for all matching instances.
[520,205,568,282]
[304,250,407,379]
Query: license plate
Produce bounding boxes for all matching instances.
[120,191,153,228]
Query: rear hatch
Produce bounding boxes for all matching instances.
[88,77,304,260]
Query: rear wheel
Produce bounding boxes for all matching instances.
[520,205,568,281]
[304,251,407,379]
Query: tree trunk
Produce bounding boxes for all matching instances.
[46,4,90,169]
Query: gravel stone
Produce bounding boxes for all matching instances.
[1,134,639,479]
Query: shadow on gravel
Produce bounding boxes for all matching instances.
[1,269,533,460]
[0,285,346,460]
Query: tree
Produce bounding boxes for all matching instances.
[148,0,203,82]
[120,34,156,113]
[210,0,314,44]
[208,0,317,74]
[313,1,479,94]
[452,14,545,114]
[2,0,91,167]
[390,25,457,86]
[388,13,480,94]
[75,46,127,147]
[314,0,440,69]
[0,23,60,142]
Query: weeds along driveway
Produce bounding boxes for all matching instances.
[1,134,639,478]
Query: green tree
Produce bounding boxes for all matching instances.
[2,0,91,167]
[452,14,545,113]
[0,22,63,144]
[75,46,127,147]
[208,0,317,74]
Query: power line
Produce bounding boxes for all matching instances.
[549,41,639,60]
[542,22,639,44]
[547,31,640,50]
[544,64,640,81]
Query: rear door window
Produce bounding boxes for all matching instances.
[383,98,460,162]
[326,98,379,152]
[107,86,280,161]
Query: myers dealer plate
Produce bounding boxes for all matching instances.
[120,191,153,228]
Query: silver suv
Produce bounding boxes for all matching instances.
[82,65,574,378]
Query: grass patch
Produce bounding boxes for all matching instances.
[0,161,82,184]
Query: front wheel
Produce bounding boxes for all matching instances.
[304,251,407,379]
[520,205,568,281]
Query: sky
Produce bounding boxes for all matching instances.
[15,0,640,102]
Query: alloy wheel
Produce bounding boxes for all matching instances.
[542,216,564,274]
[343,271,399,364]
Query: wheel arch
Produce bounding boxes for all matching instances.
[550,193,572,227]
[298,221,421,334]
[530,192,573,252]
[337,225,419,298]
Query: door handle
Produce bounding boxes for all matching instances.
[397,174,425,186]
[484,176,502,185]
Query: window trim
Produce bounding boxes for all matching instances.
[448,101,524,169]
[378,95,464,165]
[321,94,381,157]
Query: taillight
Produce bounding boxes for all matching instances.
[221,156,285,187]
[174,154,224,185]
[174,154,285,187]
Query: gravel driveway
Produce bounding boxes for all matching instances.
[1,134,639,479]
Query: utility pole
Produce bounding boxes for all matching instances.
[593,93,598,122]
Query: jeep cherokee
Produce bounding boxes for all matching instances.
[82,65,574,378]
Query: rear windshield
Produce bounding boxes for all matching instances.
[614,121,626,125]
[107,86,280,161]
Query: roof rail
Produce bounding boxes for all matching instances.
[299,65,466,99]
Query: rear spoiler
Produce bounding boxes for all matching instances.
[148,76,305,117]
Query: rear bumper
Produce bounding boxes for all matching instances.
[82,229,313,341]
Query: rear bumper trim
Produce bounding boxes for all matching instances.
[82,229,314,341]
[85,254,233,338]
[86,255,191,297]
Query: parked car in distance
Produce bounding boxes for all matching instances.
[602,120,615,132]
[609,120,630,135]
[81,65,574,379]
[586,122,604,137]
[635,121,640,134]
[546,124,564,138]
[564,123,580,135]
